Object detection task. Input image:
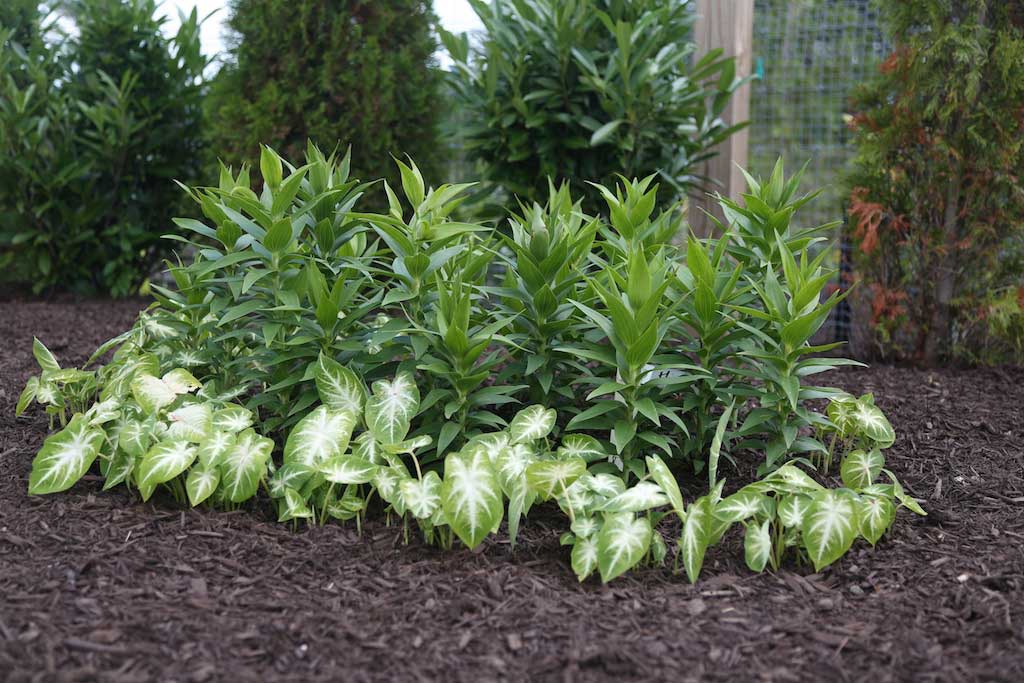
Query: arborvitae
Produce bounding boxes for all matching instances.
[207,0,445,193]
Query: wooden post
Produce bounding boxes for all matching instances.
[690,0,754,235]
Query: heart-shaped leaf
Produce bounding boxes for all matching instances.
[744,518,772,572]
[137,440,198,492]
[854,401,895,448]
[320,454,379,484]
[28,415,104,495]
[599,481,668,513]
[596,513,651,583]
[131,373,177,414]
[680,495,713,583]
[714,490,769,523]
[840,448,884,489]
[278,487,313,522]
[197,431,236,467]
[525,457,586,499]
[186,462,220,506]
[219,429,273,503]
[284,406,357,467]
[212,405,253,433]
[315,354,367,415]
[777,493,811,529]
[162,368,202,394]
[557,434,606,462]
[509,405,556,444]
[442,448,504,549]
[571,534,600,581]
[365,372,420,445]
[645,455,684,518]
[858,493,896,545]
[400,471,442,519]
[166,402,213,443]
[802,490,860,571]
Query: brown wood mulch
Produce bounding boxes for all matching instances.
[1,298,1022,682]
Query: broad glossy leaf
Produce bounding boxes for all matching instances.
[268,462,316,498]
[840,448,884,489]
[681,495,713,583]
[777,493,811,529]
[571,535,599,581]
[137,440,198,490]
[16,376,38,416]
[744,519,772,572]
[400,471,442,519]
[508,405,556,444]
[556,479,595,517]
[353,431,384,464]
[495,443,536,494]
[212,405,253,433]
[86,399,120,426]
[117,419,153,458]
[33,337,60,373]
[315,354,367,415]
[571,516,601,538]
[278,486,314,522]
[714,490,769,523]
[101,449,134,491]
[525,457,586,499]
[383,434,433,455]
[442,448,504,549]
[708,402,733,488]
[580,472,626,499]
[219,429,274,502]
[28,415,104,495]
[320,454,379,484]
[645,455,684,517]
[884,469,927,516]
[802,490,860,571]
[557,434,606,462]
[166,403,213,443]
[827,395,858,436]
[600,481,668,513]
[186,462,220,506]
[131,374,177,415]
[365,372,420,445]
[373,467,406,512]
[197,430,236,467]
[162,369,202,394]
[284,406,357,467]
[597,513,652,583]
[858,494,895,545]
[854,402,895,448]
[760,463,825,494]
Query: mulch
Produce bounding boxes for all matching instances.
[1,298,1022,683]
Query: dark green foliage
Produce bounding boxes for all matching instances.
[206,0,445,195]
[846,0,1024,364]
[441,0,745,212]
[0,0,208,296]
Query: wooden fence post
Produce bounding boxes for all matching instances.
[689,0,754,235]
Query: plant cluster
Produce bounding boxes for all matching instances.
[18,145,924,582]
[440,0,745,212]
[0,0,208,295]
[846,0,1024,365]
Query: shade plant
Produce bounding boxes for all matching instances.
[846,0,1024,364]
[17,145,925,583]
[440,0,746,212]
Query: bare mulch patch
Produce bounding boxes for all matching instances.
[1,299,1022,682]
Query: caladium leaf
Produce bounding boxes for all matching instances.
[854,401,895,448]
[599,481,668,513]
[186,462,220,506]
[28,415,104,495]
[556,479,595,517]
[580,472,626,499]
[858,494,896,545]
[353,431,384,464]
[777,493,811,529]
[166,402,213,443]
[32,337,60,373]
[525,456,586,500]
[571,516,601,538]
[268,462,316,498]
[465,431,511,464]
[197,430,236,467]
[373,467,406,513]
[137,440,198,492]
[680,495,713,583]
[16,376,38,416]
[320,454,379,484]
[162,368,202,394]
[364,372,419,445]
[884,469,927,515]
[101,449,134,491]
[400,471,443,519]
[212,405,253,433]
[219,429,273,503]
[315,354,367,415]
[495,443,536,494]
[708,402,733,488]
[840,448,884,489]
[86,399,120,426]
[571,534,600,581]
[597,513,652,583]
[827,394,858,436]
[131,373,177,414]
[557,434,606,462]
[714,490,769,523]
[117,418,153,458]
[744,519,772,572]
[383,434,433,455]
[508,405,556,444]
[645,455,684,518]
[278,487,313,522]
[442,448,504,549]
[760,463,824,494]
[284,406,357,467]
[802,490,860,571]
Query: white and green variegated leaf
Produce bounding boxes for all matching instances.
[137,440,198,491]
[278,487,313,522]
[580,472,626,500]
[680,495,713,584]
[101,449,134,491]
[645,455,684,518]
[186,462,220,506]
[571,534,599,581]
[759,463,825,495]
[441,448,504,549]
[465,431,511,464]
[33,337,60,373]
[855,402,895,448]
[197,430,236,467]
[86,399,120,426]
[35,380,59,406]
[315,354,367,415]
[525,456,587,500]
[284,406,357,467]
[320,454,379,484]
[131,373,177,415]
[28,415,104,495]
[16,376,39,416]
[596,513,651,583]
[884,469,926,516]
[506,484,535,549]
[744,519,772,572]
[373,467,406,513]
[117,418,153,458]
[268,462,316,498]
[101,353,159,402]
[212,405,253,433]
[714,490,769,524]
[383,434,433,455]
[556,479,595,517]
[858,494,895,545]
[802,490,860,571]
[571,516,601,538]
[166,402,213,443]
[495,443,536,494]
[840,448,884,490]
[219,429,273,503]
[162,368,201,394]
[600,481,669,513]
[827,394,858,436]
[508,405,556,444]
[777,493,812,529]
[400,471,442,519]
[353,431,384,465]
[558,434,606,462]
[364,372,420,445]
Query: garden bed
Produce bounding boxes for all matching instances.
[2,298,1022,682]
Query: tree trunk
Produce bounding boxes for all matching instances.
[923,169,962,365]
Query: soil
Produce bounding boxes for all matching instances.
[1,298,1022,683]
